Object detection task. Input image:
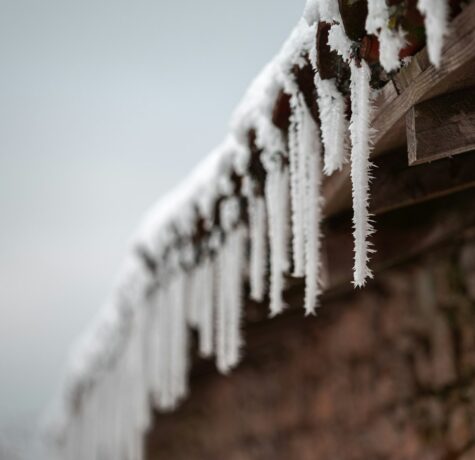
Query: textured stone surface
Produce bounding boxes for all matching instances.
[146,239,475,460]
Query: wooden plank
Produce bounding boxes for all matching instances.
[371,149,475,214]
[323,1,475,217]
[407,87,475,165]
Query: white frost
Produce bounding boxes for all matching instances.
[366,0,406,72]
[315,74,349,175]
[349,60,375,287]
[215,224,246,373]
[418,0,449,67]
[265,157,290,316]
[300,99,324,315]
[248,194,268,302]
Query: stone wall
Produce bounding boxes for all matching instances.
[146,236,475,460]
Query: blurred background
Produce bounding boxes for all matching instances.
[0,1,302,457]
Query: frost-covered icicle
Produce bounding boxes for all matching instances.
[215,246,227,373]
[187,258,215,358]
[197,257,214,357]
[119,308,147,460]
[97,369,116,459]
[418,0,449,67]
[186,268,200,328]
[80,393,95,460]
[169,269,189,405]
[91,377,108,459]
[149,266,189,412]
[215,196,245,373]
[349,60,375,287]
[131,304,150,442]
[315,74,349,175]
[288,92,306,276]
[299,99,324,315]
[146,287,161,408]
[264,158,290,316]
[366,0,406,72]
[215,222,246,374]
[248,194,268,302]
[227,224,246,368]
[113,357,129,459]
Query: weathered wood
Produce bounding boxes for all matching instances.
[407,87,475,165]
[323,1,475,217]
[371,149,475,214]
[323,188,475,294]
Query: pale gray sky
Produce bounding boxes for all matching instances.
[0,0,302,456]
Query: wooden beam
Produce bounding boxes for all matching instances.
[407,87,475,165]
[371,149,475,214]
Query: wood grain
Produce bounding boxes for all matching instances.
[407,87,475,165]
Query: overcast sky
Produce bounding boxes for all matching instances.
[0,0,302,456]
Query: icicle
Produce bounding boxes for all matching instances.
[280,165,291,276]
[186,257,215,358]
[366,0,406,72]
[215,246,227,373]
[248,194,268,302]
[197,257,214,357]
[132,304,150,434]
[170,269,189,404]
[288,92,306,276]
[298,98,324,315]
[215,223,246,373]
[186,267,200,328]
[418,0,449,67]
[147,287,161,409]
[349,60,375,287]
[314,74,349,175]
[151,277,179,411]
[264,158,290,316]
[114,305,148,460]
[227,224,246,368]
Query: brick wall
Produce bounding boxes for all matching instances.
[146,237,475,460]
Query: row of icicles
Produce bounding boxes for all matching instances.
[51,61,372,460]
[50,0,451,456]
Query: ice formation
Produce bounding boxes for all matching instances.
[349,60,375,287]
[418,0,449,67]
[45,1,455,458]
[366,0,407,72]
